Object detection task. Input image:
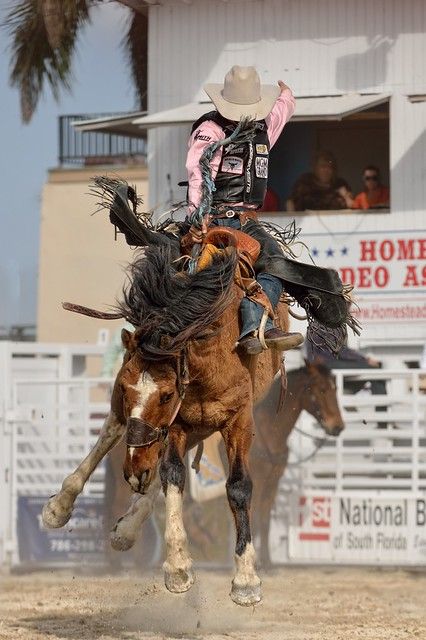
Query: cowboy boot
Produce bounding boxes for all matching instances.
[238,274,303,355]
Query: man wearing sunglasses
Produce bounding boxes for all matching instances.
[352,165,390,210]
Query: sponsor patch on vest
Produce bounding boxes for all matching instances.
[225,145,244,155]
[255,156,268,179]
[221,156,244,175]
[256,144,268,155]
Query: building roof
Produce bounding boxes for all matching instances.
[73,93,389,136]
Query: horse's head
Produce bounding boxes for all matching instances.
[300,360,344,436]
[112,328,185,493]
[110,245,236,493]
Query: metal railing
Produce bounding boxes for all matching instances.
[3,367,426,567]
[273,368,426,565]
[58,114,147,166]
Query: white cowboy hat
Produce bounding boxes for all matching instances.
[204,65,280,121]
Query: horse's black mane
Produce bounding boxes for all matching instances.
[117,245,237,358]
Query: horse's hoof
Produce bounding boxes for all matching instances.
[110,513,139,551]
[230,582,262,606]
[41,495,72,529]
[164,567,195,593]
[110,529,136,551]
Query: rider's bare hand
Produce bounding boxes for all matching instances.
[278,80,290,93]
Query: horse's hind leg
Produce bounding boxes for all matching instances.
[160,428,195,593]
[42,412,124,528]
[223,420,262,606]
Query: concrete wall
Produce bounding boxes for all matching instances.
[37,165,148,344]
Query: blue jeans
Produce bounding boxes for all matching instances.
[239,273,282,338]
[210,217,283,339]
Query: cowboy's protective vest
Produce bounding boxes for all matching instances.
[191,111,270,207]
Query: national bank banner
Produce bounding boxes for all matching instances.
[303,230,426,323]
[288,494,426,564]
[17,496,104,565]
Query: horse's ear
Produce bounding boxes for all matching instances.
[121,328,135,352]
[304,357,312,370]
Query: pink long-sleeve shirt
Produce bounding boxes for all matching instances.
[186,87,296,210]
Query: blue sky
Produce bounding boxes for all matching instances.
[0,2,136,328]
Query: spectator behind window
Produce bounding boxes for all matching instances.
[287,150,353,211]
[352,165,390,210]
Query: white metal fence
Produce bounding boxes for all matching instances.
[2,377,112,567]
[0,342,107,568]
[270,368,426,565]
[1,341,426,568]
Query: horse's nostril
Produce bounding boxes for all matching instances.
[331,425,343,436]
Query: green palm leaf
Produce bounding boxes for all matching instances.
[122,7,148,111]
[3,0,90,122]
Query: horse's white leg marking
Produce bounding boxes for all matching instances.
[163,484,195,593]
[42,412,124,528]
[130,372,158,418]
[110,472,161,551]
[231,542,262,605]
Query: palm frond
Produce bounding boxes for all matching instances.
[122,8,148,110]
[40,0,63,49]
[3,0,90,122]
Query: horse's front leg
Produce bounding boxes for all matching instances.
[110,471,161,551]
[223,418,262,606]
[160,427,195,593]
[42,412,124,528]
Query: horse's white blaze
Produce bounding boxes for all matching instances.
[129,371,158,418]
[233,542,260,588]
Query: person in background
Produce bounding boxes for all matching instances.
[306,338,387,427]
[352,165,390,210]
[260,187,280,212]
[287,150,353,211]
[306,339,381,371]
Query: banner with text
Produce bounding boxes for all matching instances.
[288,494,426,564]
[304,230,426,323]
[17,496,104,566]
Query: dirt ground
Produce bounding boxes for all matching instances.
[0,566,425,640]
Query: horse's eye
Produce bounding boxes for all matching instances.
[160,392,174,405]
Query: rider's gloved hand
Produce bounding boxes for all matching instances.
[189,219,208,244]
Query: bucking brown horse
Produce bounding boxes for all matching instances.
[42,244,287,606]
[251,361,344,568]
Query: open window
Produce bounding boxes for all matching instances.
[268,96,390,213]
